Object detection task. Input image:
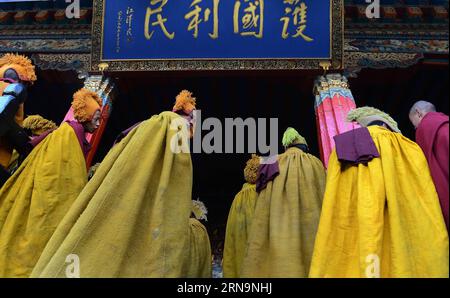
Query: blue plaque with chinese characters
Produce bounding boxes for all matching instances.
[91,0,343,71]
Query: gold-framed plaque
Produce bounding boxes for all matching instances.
[91,0,344,72]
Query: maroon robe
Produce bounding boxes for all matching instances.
[416,112,449,231]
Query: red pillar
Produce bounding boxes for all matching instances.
[314,74,359,168]
[85,103,111,168]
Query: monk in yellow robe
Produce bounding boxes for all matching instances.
[0,89,102,277]
[310,107,449,278]
[223,154,260,278]
[188,199,212,278]
[241,128,326,277]
[32,90,211,278]
[7,115,58,174]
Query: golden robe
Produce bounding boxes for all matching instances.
[31,112,210,277]
[241,148,326,277]
[223,183,258,278]
[185,218,212,278]
[0,123,87,277]
[309,126,449,278]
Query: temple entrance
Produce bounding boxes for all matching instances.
[88,70,324,248]
[24,62,449,260]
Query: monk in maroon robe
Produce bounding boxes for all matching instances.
[410,101,449,231]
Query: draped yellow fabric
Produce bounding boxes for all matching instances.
[310,126,449,278]
[0,123,87,277]
[223,183,257,278]
[185,218,212,278]
[32,112,209,278]
[241,148,326,277]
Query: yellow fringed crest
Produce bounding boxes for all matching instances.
[173,90,196,113]
[282,127,308,148]
[244,154,260,184]
[0,53,37,82]
[71,88,102,123]
[192,199,208,221]
[22,115,57,135]
[347,106,401,133]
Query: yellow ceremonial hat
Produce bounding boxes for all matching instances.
[0,53,37,83]
[71,88,102,123]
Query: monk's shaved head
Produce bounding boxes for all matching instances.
[409,101,437,128]
[410,101,436,115]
